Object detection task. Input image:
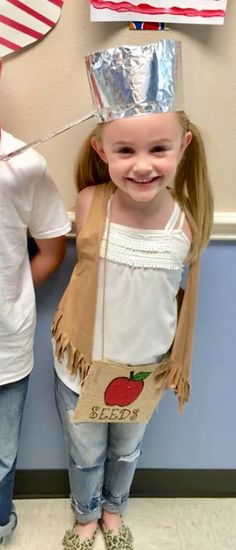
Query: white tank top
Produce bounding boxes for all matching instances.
[54,201,190,394]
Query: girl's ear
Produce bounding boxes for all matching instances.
[180,131,192,157]
[91,136,108,163]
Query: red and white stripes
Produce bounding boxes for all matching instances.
[0,0,63,57]
[90,1,227,25]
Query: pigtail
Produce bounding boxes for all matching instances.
[174,115,214,263]
[75,126,110,192]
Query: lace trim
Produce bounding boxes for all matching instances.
[101,253,182,270]
[100,227,188,270]
[107,224,190,246]
[102,237,177,254]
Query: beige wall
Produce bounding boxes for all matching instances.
[1,0,235,212]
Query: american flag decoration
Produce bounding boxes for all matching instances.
[90,1,228,25]
[0,0,64,58]
[128,21,168,30]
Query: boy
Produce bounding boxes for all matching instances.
[0,58,71,545]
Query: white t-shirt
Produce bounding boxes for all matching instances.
[0,130,71,385]
[54,201,190,394]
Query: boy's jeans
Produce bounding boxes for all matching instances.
[0,376,29,536]
[55,375,148,524]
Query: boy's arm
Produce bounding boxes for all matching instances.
[30,235,66,287]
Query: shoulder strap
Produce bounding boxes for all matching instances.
[164,202,181,231]
[178,211,185,229]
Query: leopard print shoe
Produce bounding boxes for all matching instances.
[62,528,97,550]
[101,523,134,550]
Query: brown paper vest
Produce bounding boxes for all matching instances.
[72,360,168,423]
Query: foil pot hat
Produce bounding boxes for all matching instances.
[0,40,184,162]
[85,40,184,123]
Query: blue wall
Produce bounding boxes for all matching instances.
[17,240,236,470]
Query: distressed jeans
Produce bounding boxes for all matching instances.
[55,374,147,524]
[0,376,29,536]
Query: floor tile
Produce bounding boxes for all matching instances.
[4,498,236,550]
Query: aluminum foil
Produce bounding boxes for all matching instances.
[0,112,94,162]
[0,40,184,162]
[85,40,184,123]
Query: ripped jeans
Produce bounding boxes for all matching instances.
[55,374,147,524]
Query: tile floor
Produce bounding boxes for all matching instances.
[3,498,236,549]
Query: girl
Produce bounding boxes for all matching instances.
[52,42,214,550]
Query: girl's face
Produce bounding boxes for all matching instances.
[91,113,191,203]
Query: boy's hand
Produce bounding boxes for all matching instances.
[30,236,66,287]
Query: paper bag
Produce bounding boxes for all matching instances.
[72,360,168,423]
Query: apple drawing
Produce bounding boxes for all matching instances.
[104,371,151,407]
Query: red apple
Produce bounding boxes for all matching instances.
[104,371,151,407]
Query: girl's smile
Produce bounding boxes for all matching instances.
[126,176,161,185]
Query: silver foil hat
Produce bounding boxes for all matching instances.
[85,40,184,123]
[0,40,184,162]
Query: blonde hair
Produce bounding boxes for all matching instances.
[75,112,214,263]
[75,125,110,191]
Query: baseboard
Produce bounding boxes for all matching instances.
[14,469,236,499]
